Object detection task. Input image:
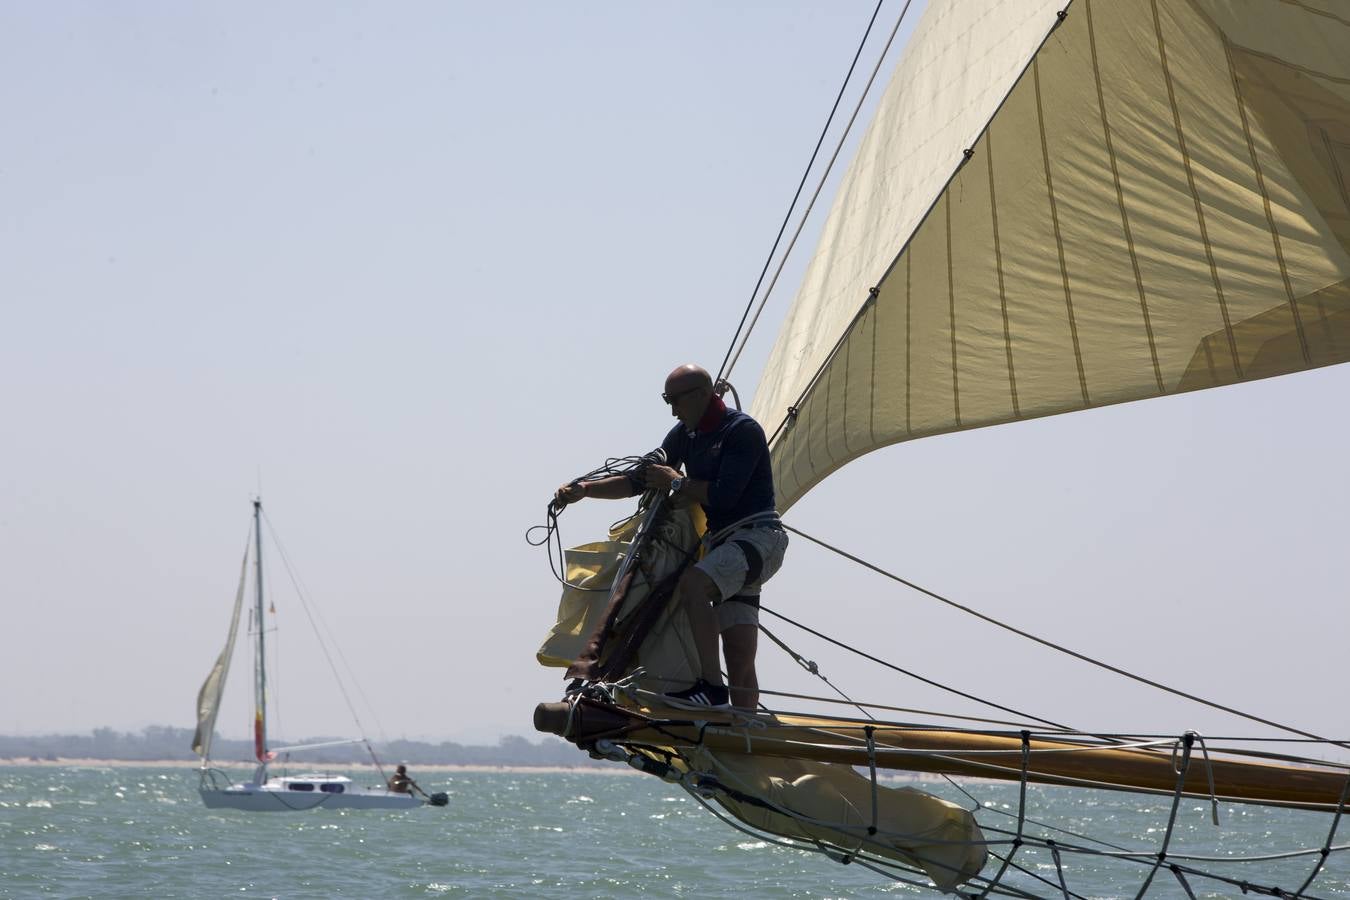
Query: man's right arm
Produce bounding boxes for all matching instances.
[555,474,639,505]
[557,430,684,506]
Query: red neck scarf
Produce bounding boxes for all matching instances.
[696,394,727,434]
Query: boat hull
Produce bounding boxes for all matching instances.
[198,773,421,811]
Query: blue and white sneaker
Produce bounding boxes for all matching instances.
[663,679,731,710]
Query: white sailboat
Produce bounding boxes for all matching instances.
[535,0,1350,895]
[193,499,429,811]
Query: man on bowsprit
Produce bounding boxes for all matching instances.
[554,363,788,710]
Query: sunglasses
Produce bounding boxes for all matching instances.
[661,385,703,405]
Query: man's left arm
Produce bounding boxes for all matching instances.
[645,421,764,506]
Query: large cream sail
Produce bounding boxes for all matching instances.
[191,544,250,759]
[753,0,1350,511]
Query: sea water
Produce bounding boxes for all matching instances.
[2,765,1348,898]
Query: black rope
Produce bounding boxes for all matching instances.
[759,603,1075,731]
[757,624,877,721]
[714,0,890,387]
[979,846,1095,900]
[525,453,665,590]
[755,687,1055,732]
[1300,773,1350,895]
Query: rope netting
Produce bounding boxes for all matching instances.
[587,688,1350,898]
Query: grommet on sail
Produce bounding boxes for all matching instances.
[534,0,1350,895]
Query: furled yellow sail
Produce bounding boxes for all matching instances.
[753,0,1350,511]
[536,500,989,890]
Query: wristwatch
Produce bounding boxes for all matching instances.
[670,477,685,495]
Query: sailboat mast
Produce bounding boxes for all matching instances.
[252,498,268,763]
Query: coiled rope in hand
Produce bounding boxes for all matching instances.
[525,453,666,589]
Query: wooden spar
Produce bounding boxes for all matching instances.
[535,699,1350,813]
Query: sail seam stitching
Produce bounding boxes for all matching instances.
[906,253,913,436]
[1227,31,1350,358]
[946,193,962,425]
[1325,130,1350,245]
[869,297,878,447]
[794,400,810,504]
[822,361,838,469]
[1151,0,1242,381]
[1280,0,1350,28]
[986,127,1021,418]
[1319,128,1349,356]
[842,323,853,457]
[1228,46,1350,86]
[1086,0,1164,395]
[1034,56,1090,407]
[1224,38,1311,367]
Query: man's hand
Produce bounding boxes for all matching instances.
[644,464,680,491]
[555,482,586,505]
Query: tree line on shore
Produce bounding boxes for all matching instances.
[0,726,611,768]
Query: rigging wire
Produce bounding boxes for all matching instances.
[781,521,1348,753]
[757,623,876,721]
[756,688,1069,733]
[760,603,1076,732]
[718,0,918,390]
[260,507,388,757]
[714,0,895,386]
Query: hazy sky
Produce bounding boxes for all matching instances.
[3,1,1346,760]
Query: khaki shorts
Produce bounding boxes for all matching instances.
[694,524,788,632]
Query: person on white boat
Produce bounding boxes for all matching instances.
[554,363,787,710]
[387,764,427,797]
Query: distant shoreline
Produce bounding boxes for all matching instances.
[0,757,631,774]
[0,757,947,783]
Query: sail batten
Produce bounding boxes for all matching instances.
[755,0,1350,511]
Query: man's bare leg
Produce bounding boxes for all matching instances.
[721,623,758,709]
[677,567,724,687]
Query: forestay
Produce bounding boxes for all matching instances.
[753,0,1350,511]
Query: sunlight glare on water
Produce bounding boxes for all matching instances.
[1,767,1348,898]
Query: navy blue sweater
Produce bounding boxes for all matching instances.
[656,407,776,534]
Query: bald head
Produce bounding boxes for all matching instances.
[664,364,712,395]
[663,364,715,428]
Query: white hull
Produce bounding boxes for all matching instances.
[199,773,421,811]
